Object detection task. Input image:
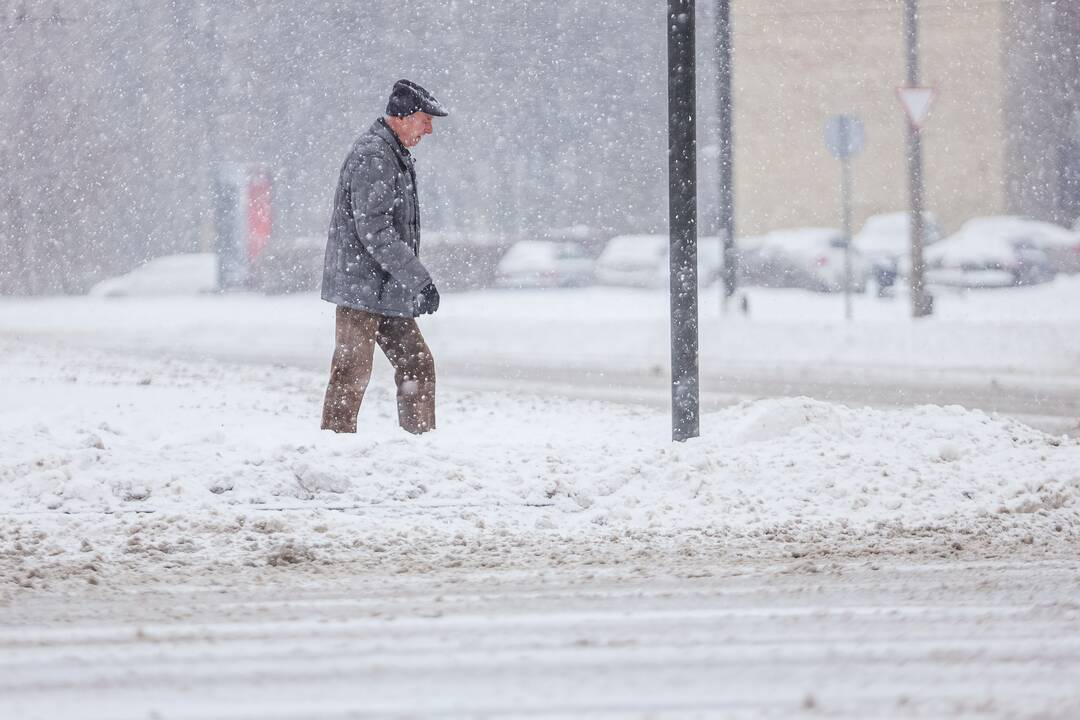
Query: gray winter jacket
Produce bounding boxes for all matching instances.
[322,119,432,317]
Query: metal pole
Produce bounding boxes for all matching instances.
[716,0,736,309]
[668,0,700,442]
[841,151,854,322]
[905,0,932,317]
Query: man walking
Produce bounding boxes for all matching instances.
[321,79,448,434]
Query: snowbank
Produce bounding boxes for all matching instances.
[87,253,219,297]
[2,338,1078,589]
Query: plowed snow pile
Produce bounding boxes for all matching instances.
[2,339,1078,589]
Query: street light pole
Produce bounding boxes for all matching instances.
[668,0,700,442]
[716,0,736,309]
[905,0,932,317]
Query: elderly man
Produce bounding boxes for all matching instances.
[321,79,448,434]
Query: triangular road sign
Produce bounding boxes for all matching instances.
[896,86,935,128]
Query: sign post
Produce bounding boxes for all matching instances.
[668,0,700,442]
[824,114,864,322]
[900,0,934,317]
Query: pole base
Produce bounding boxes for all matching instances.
[913,291,934,317]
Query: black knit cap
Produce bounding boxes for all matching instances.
[385,79,449,118]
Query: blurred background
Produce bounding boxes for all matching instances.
[1,0,1078,296]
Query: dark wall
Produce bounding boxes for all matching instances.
[1003,0,1080,227]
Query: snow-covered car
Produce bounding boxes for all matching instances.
[88,253,219,297]
[594,234,724,288]
[494,239,594,288]
[925,217,1059,288]
[952,216,1080,275]
[852,212,943,295]
[741,228,870,293]
[854,211,943,265]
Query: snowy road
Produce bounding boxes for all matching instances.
[442,360,1080,437]
[4,558,1080,719]
[2,283,1079,436]
[3,284,1080,717]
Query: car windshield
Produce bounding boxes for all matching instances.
[555,243,587,259]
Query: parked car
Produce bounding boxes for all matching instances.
[594,234,724,288]
[950,216,1080,275]
[494,239,594,288]
[925,218,1057,288]
[422,230,512,291]
[740,228,870,293]
[854,211,943,265]
[88,253,219,297]
[539,224,609,258]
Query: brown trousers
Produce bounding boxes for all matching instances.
[321,306,436,434]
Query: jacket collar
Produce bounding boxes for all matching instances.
[372,117,414,168]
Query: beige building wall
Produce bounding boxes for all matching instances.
[729,0,1006,236]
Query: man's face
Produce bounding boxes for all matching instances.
[395,112,434,148]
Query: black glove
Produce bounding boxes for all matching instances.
[414,282,440,315]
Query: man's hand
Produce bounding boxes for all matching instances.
[414,282,440,315]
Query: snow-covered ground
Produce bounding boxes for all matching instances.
[3,275,1079,430]
[3,279,1080,717]
[5,275,1080,374]
[6,558,1080,719]
[6,277,1080,395]
[3,333,1078,581]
